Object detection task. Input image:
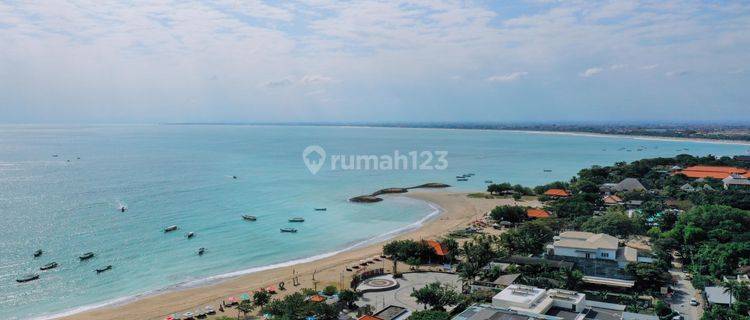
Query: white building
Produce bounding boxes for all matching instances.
[491,284,587,315]
[550,231,619,260]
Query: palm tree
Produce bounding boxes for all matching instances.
[722,280,747,309]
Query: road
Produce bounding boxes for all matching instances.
[669,270,703,320]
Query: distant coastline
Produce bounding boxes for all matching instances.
[165,122,750,146]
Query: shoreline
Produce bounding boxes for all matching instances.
[53,191,539,320]
[163,123,750,146]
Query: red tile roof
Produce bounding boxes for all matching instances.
[544,189,570,197]
[526,208,551,218]
[359,315,383,320]
[426,240,448,256]
[675,166,749,179]
[603,195,623,204]
[310,294,326,303]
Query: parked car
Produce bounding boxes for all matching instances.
[690,299,699,306]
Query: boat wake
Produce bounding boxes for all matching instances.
[30,198,442,320]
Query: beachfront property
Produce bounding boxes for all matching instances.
[548,231,653,266]
[549,231,619,261]
[672,165,750,189]
[602,195,623,206]
[599,178,646,194]
[455,284,642,320]
[543,189,571,198]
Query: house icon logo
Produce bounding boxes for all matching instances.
[302,145,326,175]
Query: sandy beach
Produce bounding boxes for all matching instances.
[58,191,540,320]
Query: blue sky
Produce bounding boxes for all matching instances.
[0,0,748,123]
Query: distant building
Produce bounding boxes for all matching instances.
[358,305,411,320]
[544,189,571,198]
[722,173,750,190]
[492,285,587,315]
[527,208,551,219]
[603,195,623,206]
[675,165,750,179]
[621,312,659,320]
[550,231,619,260]
[704,286,733,306]
[600,178,646,194]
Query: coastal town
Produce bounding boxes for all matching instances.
[65,154,750,320]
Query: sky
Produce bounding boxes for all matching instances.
[0,0,749,124]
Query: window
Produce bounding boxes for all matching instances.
[600,252,609,258]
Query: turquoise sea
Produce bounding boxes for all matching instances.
[0,125,747,319]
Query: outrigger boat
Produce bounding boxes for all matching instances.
[16,274,39,283]
[288,217,305,222]
[456,177,468,181]
[164,225,178,232]
[314,208,327,211]
[79,252,95,260]
[96,265,112,273]
[33,249,43,258]
[280,228,298,233]
[198,248,206,256]
[186,232,195,239]
[242,215,257,221]
[40,262,58,270]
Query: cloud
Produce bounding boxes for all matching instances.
[728,68,745,74]
[262,78,294,88]
[580,67,603,77]
[262,75,336,88]
[487,72,528,82]
[665,70,690,77]
[610,64,626,70]
[299,75,335,85]
[639,64,659,70]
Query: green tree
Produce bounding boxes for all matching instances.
[410,282,461,311]
[624,262,670,292]
[489,206,527,223]
[253,289,272,311]
[407,310,451,320]
[498,220,554,254]
[322,285,338,296]
[338,289,359,309]
[581,210,639,237]
[487,183,513,195]
[237,300,255,320]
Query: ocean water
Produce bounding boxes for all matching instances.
[0,125,747,319]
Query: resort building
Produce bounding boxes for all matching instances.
[543,189,571,198]
[722,173,750,190]
[491,285,587,315]
[526,208,551,219]
[675,165,750,179]
[600,178,646,194]
[549,231,619,261]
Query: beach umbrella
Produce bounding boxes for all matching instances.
[165,316,174,320]
[240,293,250,301]
[267,285,277,293]
[228,296,238,304]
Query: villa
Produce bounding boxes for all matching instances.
[722,173,750,190]
[600,178,646,194]
[549,231,619,260]
[602,195,623,206]
[543,189,571,198]
[526,208,551,219]
[492,284,587,315]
